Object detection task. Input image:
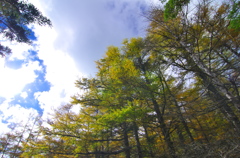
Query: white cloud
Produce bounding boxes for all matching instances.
[30,25,81,119]
[0,59,42,99]
[0,101,39,134]
[31,0,153,75]
[20,91,28,99]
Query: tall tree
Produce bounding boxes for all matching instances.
[21,34,240,157]
[18,1,240,157]
[147,0,240,134]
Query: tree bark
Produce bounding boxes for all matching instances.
[143,124,155,158]
[123,122,131,158]
[133,122,143,158]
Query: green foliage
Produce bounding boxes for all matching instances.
[3,0,239,157]
[228,0,240,30]
[163,0,190,20]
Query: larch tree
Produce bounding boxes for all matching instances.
[17,0,240,157]
[147,0,240,134]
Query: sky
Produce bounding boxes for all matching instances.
[0,0,160,134]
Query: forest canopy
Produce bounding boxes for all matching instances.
[1,0,239,157]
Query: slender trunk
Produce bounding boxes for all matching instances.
[151,98,177,158]
[105,129,110,158]
[143,125,155,158]
[160,73,194,142]
[176,105,195,142]
[142,66,177,158]
[1,136,9,158]
[133,122,143,158]
[123,122,131,158]
[183,53,240,134]
[195,117,209,143]
[177,38,240,111]
[197,70,240,134]
[176,124,185,145]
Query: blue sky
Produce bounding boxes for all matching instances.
[0,0,160,133]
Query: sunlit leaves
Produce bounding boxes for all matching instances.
[16,0,240,157]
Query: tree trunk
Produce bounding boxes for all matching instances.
[123,122,131,158]
[151,98,177,158]
[176,124,185,145]
[197,70,240,134]
[143,124,155,158]
[142,66,177,158]
[133,122,143,158]
[160,73,195,142]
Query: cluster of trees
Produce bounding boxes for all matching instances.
[1,0,239,157]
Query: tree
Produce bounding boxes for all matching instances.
[147,0,240,134]
[162,0,190,20]
[21,35,240,157]
[228,0,240,30]
[17,0,240,156]
[0,0,52,57]
[162,0,240,31]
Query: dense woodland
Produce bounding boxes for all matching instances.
[1,0,240,157]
